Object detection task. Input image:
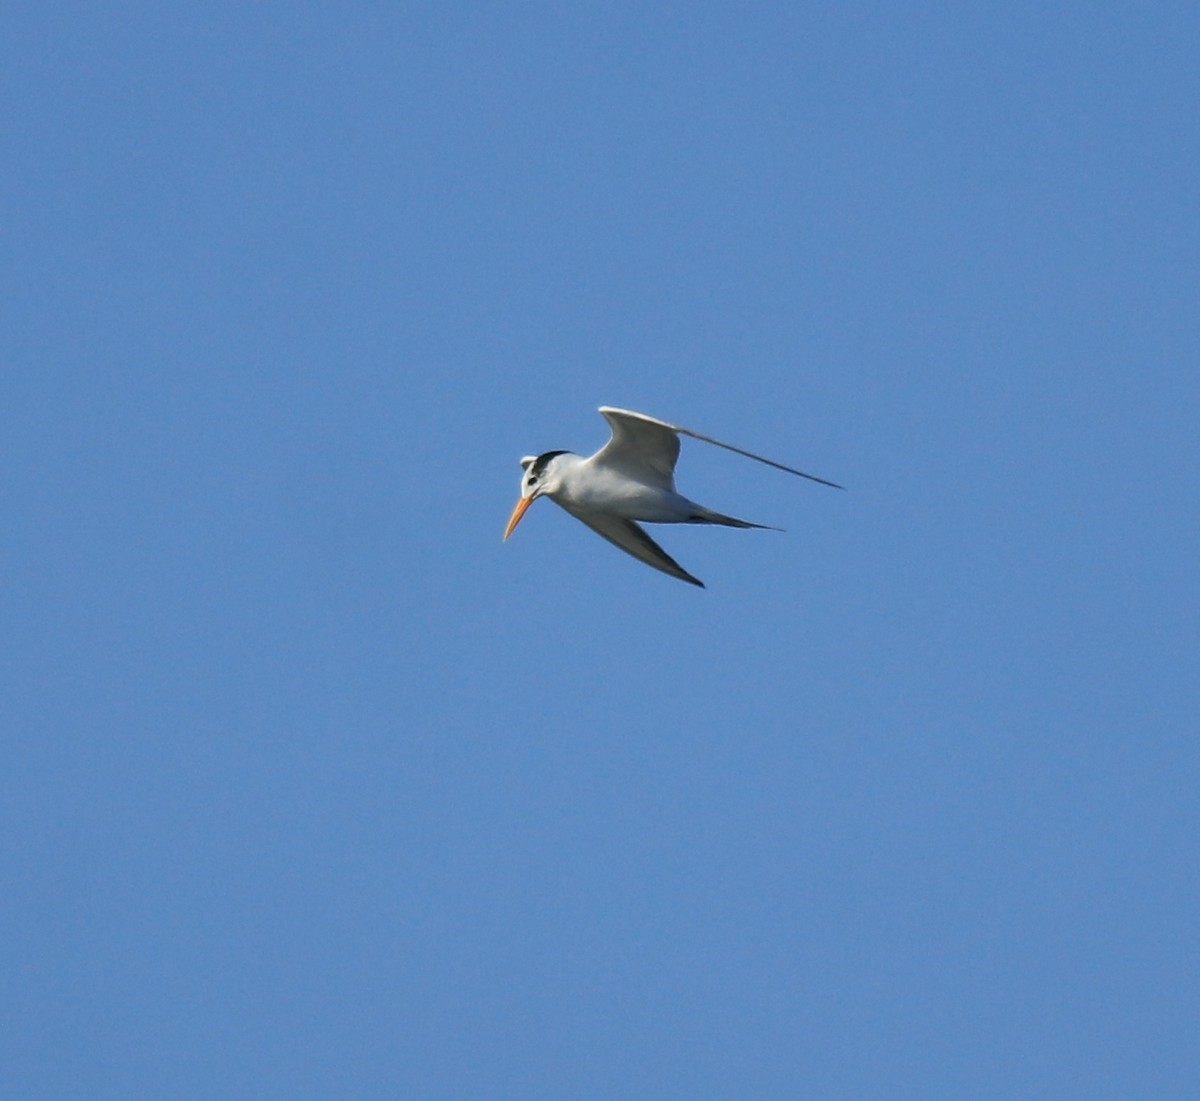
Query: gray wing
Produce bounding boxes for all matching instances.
[569,508,705,588]
[591,408,682,490]
[597,405,844,490]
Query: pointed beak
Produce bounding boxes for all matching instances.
[503,496,534,541]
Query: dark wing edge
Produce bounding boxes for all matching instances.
[599,405,844,490]
[570,509,705,588]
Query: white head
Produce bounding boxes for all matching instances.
[502,450,570,540]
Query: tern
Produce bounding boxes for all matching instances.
[503,406,842,588]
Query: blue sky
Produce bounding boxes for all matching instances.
[4,4,1198,1097]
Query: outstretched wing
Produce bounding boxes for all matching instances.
[569,508,705,587]
[592,408,682,490]
[597,405,844,490]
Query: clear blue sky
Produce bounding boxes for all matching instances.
[4,4,1198,1098]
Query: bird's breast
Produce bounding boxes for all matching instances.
[559,468,693,522]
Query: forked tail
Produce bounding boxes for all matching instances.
[689,507,783,532]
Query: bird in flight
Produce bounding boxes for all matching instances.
[503,406,842,587]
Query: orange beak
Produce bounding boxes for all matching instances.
[503,496,534,541]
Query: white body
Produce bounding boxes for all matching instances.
[557,453,700,522]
